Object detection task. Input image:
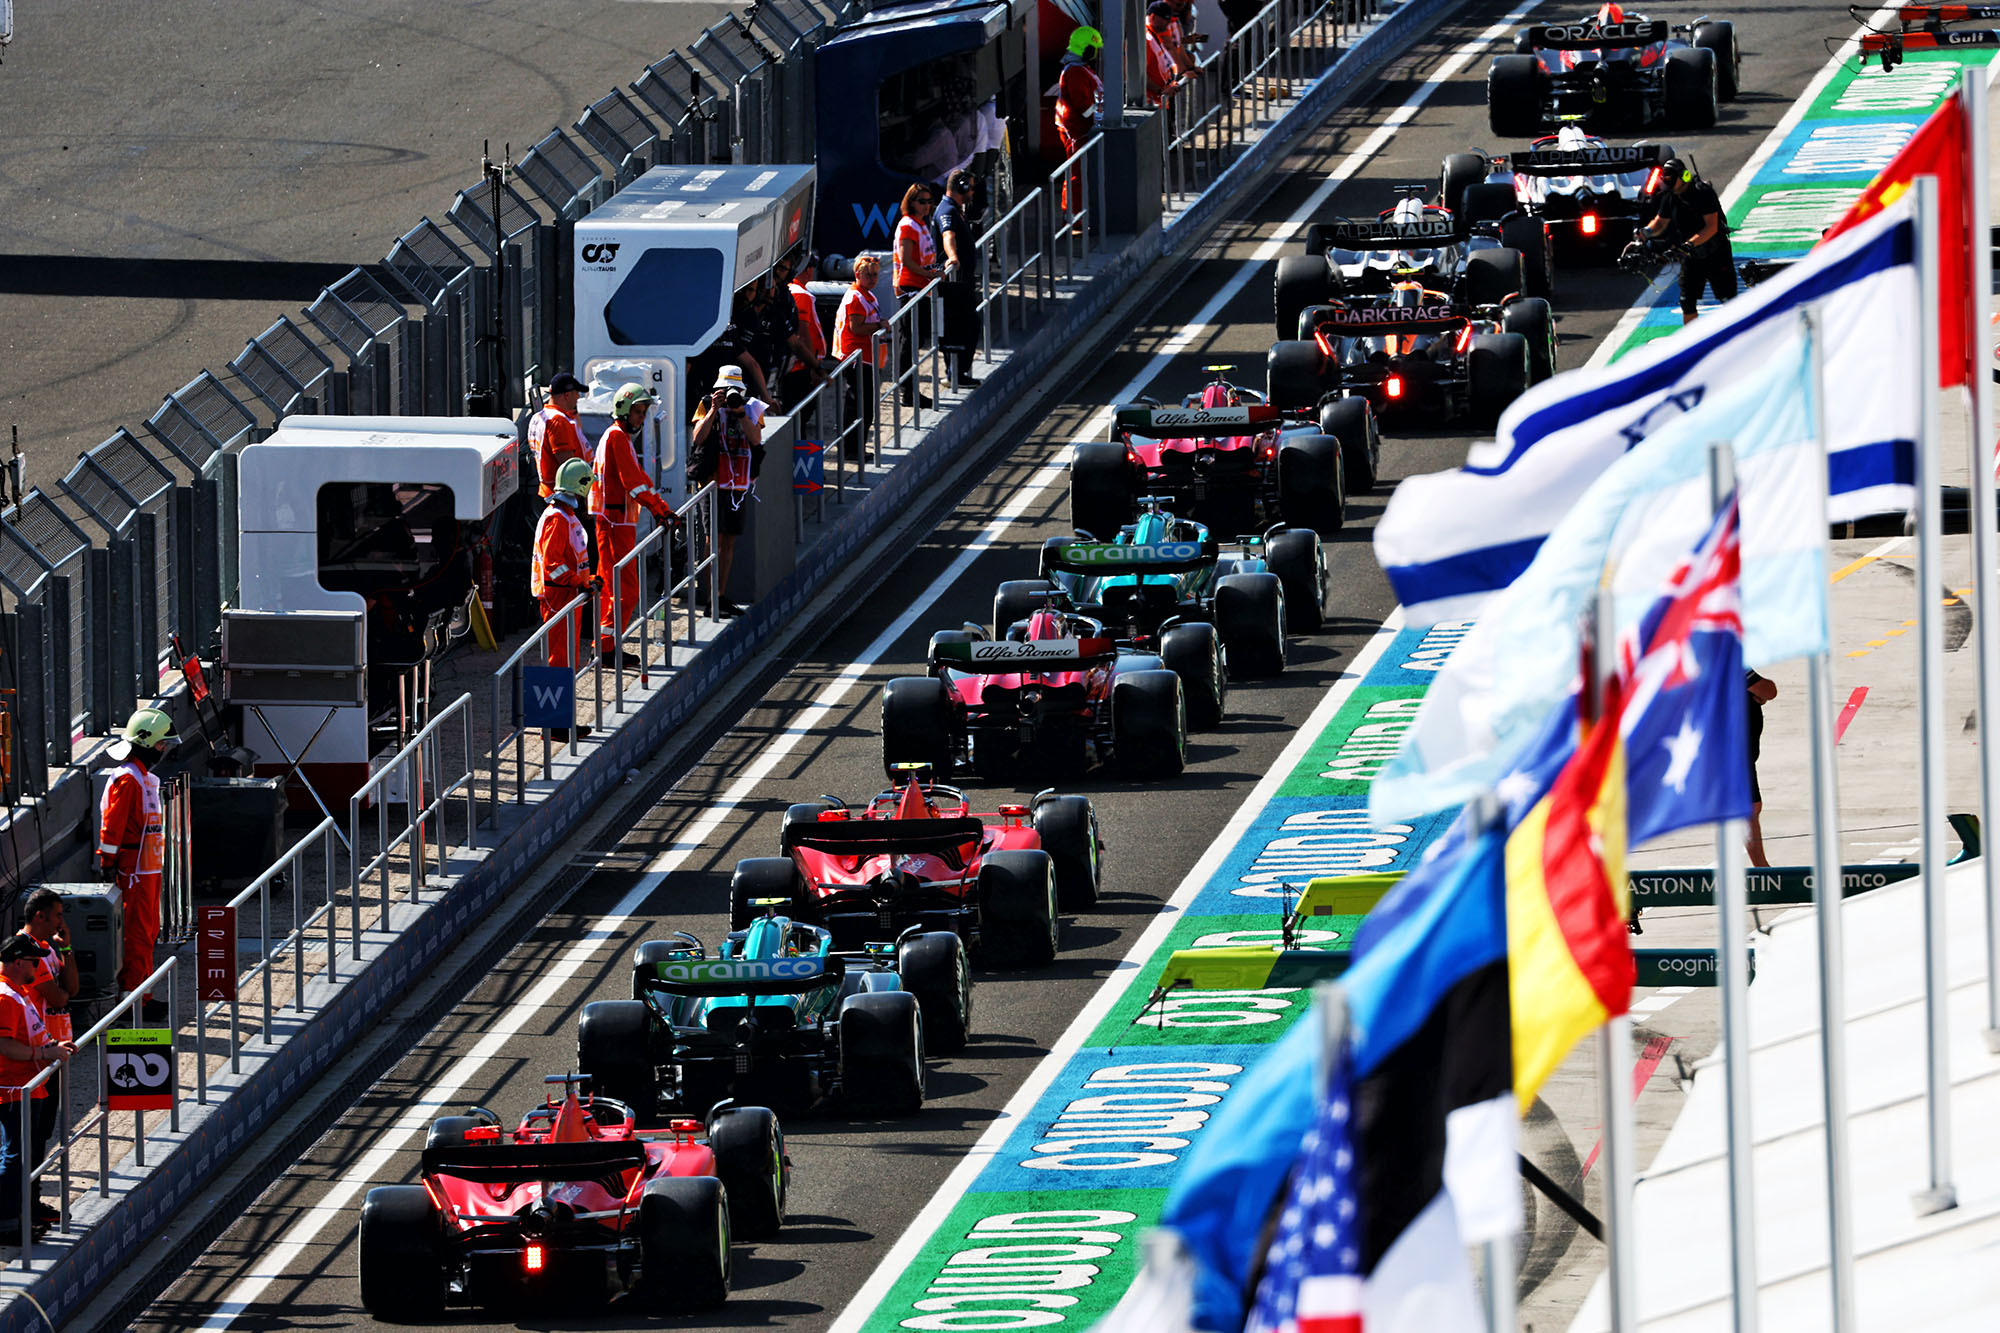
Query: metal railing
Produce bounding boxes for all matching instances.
[1050,133,1108,283]
[349,694,478,932]
[10,956,179,1274]
[881,278,946,451]
[606,483,721,712]
[978,192,1056,353]
[488,589,603,814]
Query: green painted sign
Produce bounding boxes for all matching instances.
[1280,686,1428,797]
[1633,947,1753,988]
[1629,862,1919,908]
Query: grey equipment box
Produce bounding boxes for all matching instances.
[28,884,125,1002]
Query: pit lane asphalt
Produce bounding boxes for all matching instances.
[129,2,1843,1326]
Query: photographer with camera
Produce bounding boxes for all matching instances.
[689,366,767,617]
[1636,156,1736,325]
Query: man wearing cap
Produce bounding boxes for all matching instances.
[98,708,173,1023]
[0,933,73,1241]
[528,373,591,501]
[531,459,598,739]
[1642,156,1735,324]
[592,385,676,666]
[689,367,767,615]
[933,173,981,391]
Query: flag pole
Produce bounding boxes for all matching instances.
[1910,173,1958,1218]
[1802,305,1858,1329]
[1589,584,1639,1333]
[1707,438,1758,1333]
[1957,66,2000,1055]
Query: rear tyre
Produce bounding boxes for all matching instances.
[1273,254,1330,342]
[1500,216,1552,299]
[1665,47,1718,129]
[882,676,954,774]
[1277,433,1345,534]
[1464,246,1525,308]
[1160,622,1226,730]
[1501,298,1556,384]
[578,999,655,1115]
[638,1176,731,1312]
[780,800,836,854]
[1440,153,1488,226]
[359,1185,446,1321]
[1318,397,1377,495]
[897,930,973,1052]
[1468,332,1531,425]
[1266,529,1327,633]
[1460,182,1519,230]
[730,857,802,931]
[1033,793,1103,910]
[1693,20,1739,100]
[1488,54,1546,138]
[977,849,1060,967]
[1266,340,1336,412]
[708,1105,787,1241]
[425,1115,483,1151]
[1216,573,1288,678]
[1071,441,1136,541]
[994,579,1060,635]
[1111,669,1187,777]
[838,990,927,1114]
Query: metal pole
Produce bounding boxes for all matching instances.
[1482,1237,1516,1332]
[1707,440,1757,1332]
[1910,175,1957,1217]
[1954,68,2000,1055]
[1801,305,1858,1328]
[1590,583,1638,1332]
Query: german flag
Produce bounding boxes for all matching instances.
[1505,690,1634,1110]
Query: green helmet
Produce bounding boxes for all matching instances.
[120,707,176,751]
[1068,25,1102,56]
[555,457,595,498]
[612,382,657,419]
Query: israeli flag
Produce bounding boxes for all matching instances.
[1375,201,1919,626]
[1372,322,1830,825]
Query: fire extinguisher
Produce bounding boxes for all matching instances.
[472,533,496,611]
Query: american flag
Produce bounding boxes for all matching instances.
[1245,1049,1364,1333]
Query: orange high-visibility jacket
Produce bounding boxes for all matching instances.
[528,404,590,499]
[790,281,827,361]
[98,760,163,876]
[835,286,886,366]
[590,424,671,521]
[530,502,591,598]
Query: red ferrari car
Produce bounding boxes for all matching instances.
[358,1074,786,1318]
[729,767,1102,977]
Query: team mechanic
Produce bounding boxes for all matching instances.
[1641,155,1735,325]
[97,708,175,1024]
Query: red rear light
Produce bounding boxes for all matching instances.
[525,1242,546,1273]
[1643,166,1662,195]
[998,804,1028,818]
[1580,213,1600,236]
[1384,375,1405,400]
[669,1118,704,1136]
[1454,324,1474,355]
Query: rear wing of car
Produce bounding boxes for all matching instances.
[1305,215,1457,255]
[1508,143,1670,175]
[1307,302,1469,336]
[931,636,1119,671]
[421,1139,648,1184]
[640,953,848,996]
[1522,18,1669,48]
[788,814,988,856]
[1042,537,1218,575]
[1112,403,1287,439]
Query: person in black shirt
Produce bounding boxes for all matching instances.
[1642,156,1736,324]
[933,170,981,389]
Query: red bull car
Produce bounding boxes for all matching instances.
[358,1074,786,1319]
[729,767,1099,971]
[1069,369,1370,539]
[1488,4,1740,137]
[1267,283,1553,427]
[883,605,1189,781]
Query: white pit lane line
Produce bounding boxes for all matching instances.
[192,7,1541,1324]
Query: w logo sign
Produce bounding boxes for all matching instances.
[521,666,575,728]
[851,201,896,239]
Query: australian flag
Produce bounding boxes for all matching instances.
[1619,492,1754,846]
[1245,1051,1364,1333]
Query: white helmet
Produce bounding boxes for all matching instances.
[1555,125,1593,152]
[1391,196,1427,225]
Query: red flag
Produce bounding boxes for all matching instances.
[1817,96,1973,387]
